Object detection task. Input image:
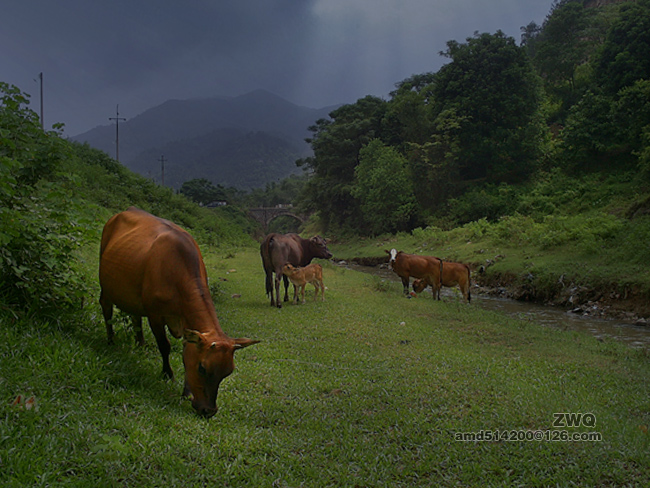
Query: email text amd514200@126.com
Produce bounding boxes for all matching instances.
[455,413,602,442]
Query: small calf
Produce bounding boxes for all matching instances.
[412,260,471,303]
[282,263,324,304]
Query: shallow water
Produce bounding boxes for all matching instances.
[342,262,650,349]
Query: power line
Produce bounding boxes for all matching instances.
[158,155,167,187]
[33,72,44,129]
[38,73,43,130]
[109,105,126,161]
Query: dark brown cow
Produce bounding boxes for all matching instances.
[260,233,332,308]
[99,207,258,418]
[385,248,443,299]
[413,260,472,303]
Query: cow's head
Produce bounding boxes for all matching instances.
[412,278,427,293]
[310,236,333,260]
[385,249,399,268]
[282,263,297,277]
[183,330,258,418]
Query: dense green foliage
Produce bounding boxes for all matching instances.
[352,140,417,234]
[0,83,90,310]
[297,96,387,231]
[179,177,241,206]
[296,0,650,236]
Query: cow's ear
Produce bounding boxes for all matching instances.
[233,338,260,350]
[384,250,390,255]
[183,329,204,345]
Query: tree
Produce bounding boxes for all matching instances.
[382,82,434,148]
[432,31,546,184]
[559,90,621,171]
[298,96,387,231]
[351,140,417,235]
[532,1,592,91]
[180,178,229,205]
[593,0,650,96]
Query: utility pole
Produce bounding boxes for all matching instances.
[109,105,126,161]
[158,155,167,187]
[38,72,44,130]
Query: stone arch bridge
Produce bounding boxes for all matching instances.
[248,206,309,230]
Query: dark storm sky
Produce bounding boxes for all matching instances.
[1,0,552,136]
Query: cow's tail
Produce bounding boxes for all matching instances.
[261,236,274,296]
[466,264,472,303]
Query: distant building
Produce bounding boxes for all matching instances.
[206,201,228,207]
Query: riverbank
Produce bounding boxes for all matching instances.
[329,228,650,326]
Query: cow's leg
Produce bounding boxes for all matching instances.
[320,280,325,301]
[99,291,115,344]
[401,276,410,296]
[433,283,441,300]
[133,316,145,346]
[313,282,320,301]
[274,271,283,309]
[282,275,291,303]
[300,284,306,304]
[148,317,173,380]
[266,270,276,307]
[462,283,471,303]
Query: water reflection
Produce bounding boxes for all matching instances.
[341,262,650,349]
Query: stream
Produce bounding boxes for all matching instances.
[342,262,650,349]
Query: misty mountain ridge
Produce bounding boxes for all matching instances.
[73,89,337,189]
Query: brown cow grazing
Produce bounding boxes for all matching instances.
[99,207,258,418]
[413,260,472,303]
[260,233,332,308]
[282,263,325,304]
[385,249,442,299]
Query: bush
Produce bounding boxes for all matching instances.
[0,84,90,311]
[447,184,520,224]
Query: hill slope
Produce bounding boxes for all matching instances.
[72,90,337,189]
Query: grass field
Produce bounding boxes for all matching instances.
[1,246,649,487]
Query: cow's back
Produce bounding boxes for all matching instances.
[263,233,303,268]
[396,253,435,276]
[99,207,204,317]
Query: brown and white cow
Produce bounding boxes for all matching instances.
[282,263,325,304]
[260,233,332,308]
[385,249,443,299]
[412,260,472,303]
[99,207,258,418]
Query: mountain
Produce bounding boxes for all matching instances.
[72,90,337,189]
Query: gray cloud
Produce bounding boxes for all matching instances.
[1,0,551,135]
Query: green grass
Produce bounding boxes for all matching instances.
[1,247,649,487]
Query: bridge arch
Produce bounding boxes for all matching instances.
[249,207,307,230]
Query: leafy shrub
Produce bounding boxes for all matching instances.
[0,84,90,311]
[447,184,520,224]
[411,226,446,244]
[462,218,493,241]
